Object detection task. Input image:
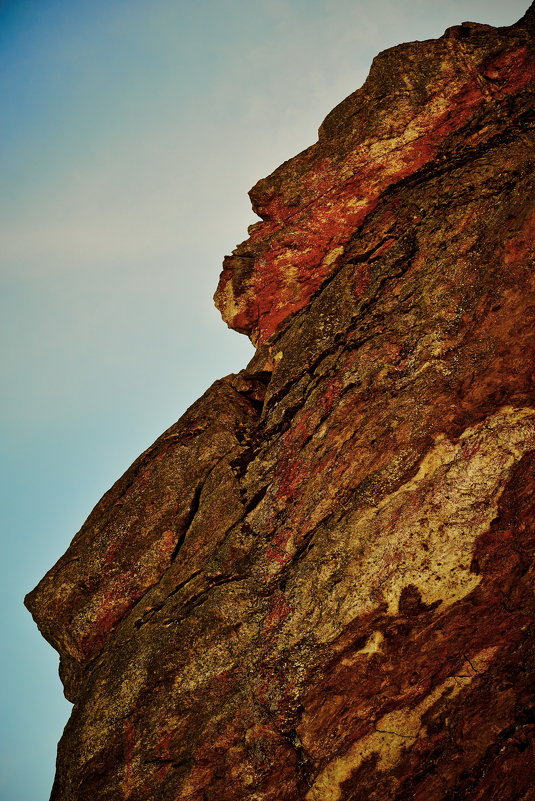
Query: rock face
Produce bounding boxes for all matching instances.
[26,7,535,801]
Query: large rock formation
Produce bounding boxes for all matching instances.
[27,6,535,800]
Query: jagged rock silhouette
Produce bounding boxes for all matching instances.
[27,6,535,799]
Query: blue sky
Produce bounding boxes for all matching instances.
[1,1,529,798]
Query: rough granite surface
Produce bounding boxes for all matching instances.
[27,5,535,800]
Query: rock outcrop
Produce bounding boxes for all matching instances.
[27,6,534,800]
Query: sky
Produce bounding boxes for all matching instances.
[1,0,529,798]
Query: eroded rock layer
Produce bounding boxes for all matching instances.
[27,6,535,801]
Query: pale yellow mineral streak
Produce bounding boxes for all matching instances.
[307,645,500,801]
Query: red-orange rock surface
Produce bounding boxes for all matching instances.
[27,6,535,800]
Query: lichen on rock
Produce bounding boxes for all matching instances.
[26,5,535,800]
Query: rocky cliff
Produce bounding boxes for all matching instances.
[26,6,535,800]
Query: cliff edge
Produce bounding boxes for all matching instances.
[27,6,535,800]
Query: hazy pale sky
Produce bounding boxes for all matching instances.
[1,1,529,798]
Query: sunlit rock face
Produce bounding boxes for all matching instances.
[215,10,535,348]
[27,6,534,801]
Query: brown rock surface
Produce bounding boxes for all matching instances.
[27,6,535,800]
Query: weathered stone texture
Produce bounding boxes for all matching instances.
[27,5,534,800]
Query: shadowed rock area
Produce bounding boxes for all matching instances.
[27,6,535,800]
